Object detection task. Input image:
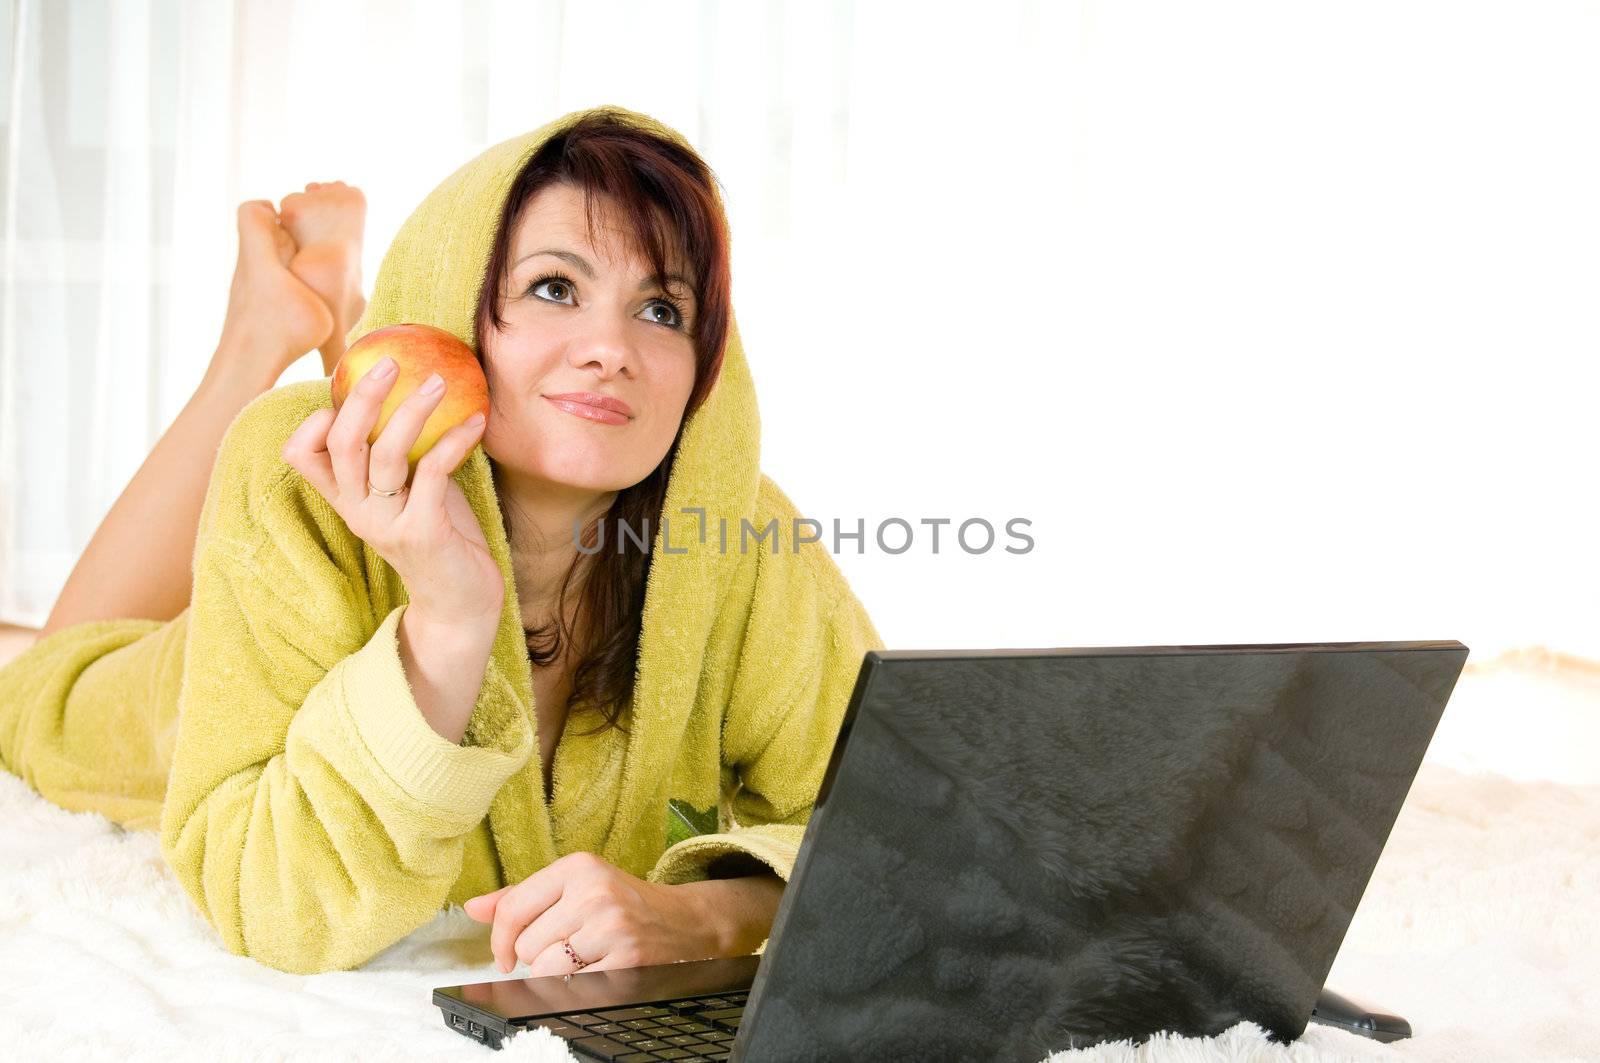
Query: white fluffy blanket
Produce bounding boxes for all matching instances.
[2,677,1597,1061]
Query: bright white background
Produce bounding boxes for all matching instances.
[1,1,1596,778]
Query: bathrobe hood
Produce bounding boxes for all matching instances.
[351,103,761,607]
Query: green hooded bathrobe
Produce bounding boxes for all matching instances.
[0,106,883,975]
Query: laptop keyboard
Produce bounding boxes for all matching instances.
[516,990,748,1060]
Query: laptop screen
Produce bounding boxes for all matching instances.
[738,641,1467,1061]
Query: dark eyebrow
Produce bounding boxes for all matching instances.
[514,247,693,297]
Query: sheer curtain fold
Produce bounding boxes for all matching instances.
[2,0,178,624]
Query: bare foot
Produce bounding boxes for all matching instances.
[213,201,336,389]
[278,181,368,376]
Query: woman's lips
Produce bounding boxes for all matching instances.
[543,393,632,426]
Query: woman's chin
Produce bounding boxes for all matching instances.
[486,429,663,495]
[493,458,645,497]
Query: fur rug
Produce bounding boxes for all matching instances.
[1,756,1595,1061]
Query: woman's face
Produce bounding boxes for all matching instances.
[480,182,698,497]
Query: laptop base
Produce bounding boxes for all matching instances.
[435,960,1413,1054]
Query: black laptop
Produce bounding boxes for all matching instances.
[435,639,1468,1060]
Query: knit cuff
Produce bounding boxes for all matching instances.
[644,823,805,887]
[338,604,530,829]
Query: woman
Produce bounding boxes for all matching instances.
[0,106,882,978]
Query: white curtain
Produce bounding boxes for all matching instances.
[3,0,1598,668]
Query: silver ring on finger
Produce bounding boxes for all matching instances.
[367,478,407,498]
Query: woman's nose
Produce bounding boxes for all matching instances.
[566,328,637,379]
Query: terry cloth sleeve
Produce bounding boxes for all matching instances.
[157,390,534,975]
[644,540,884,892]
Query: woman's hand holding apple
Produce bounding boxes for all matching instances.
[281,356,505,628]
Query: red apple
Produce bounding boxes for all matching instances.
[330,323,491,477]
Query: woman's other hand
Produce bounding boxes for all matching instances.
[463,852,721,976]
[281,357,503,627]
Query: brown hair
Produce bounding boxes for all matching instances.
[472,110,731,738]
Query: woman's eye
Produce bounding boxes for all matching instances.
[527,273,688,331]
[645,299,685,328]
[528,275,574,304]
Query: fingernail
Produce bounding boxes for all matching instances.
[371,357,397,380]
[420,372,444,396]
[466,412,485,429]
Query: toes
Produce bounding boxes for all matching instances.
[235,201,282,255]
[276,183,367,253]
[236,200,274,224]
